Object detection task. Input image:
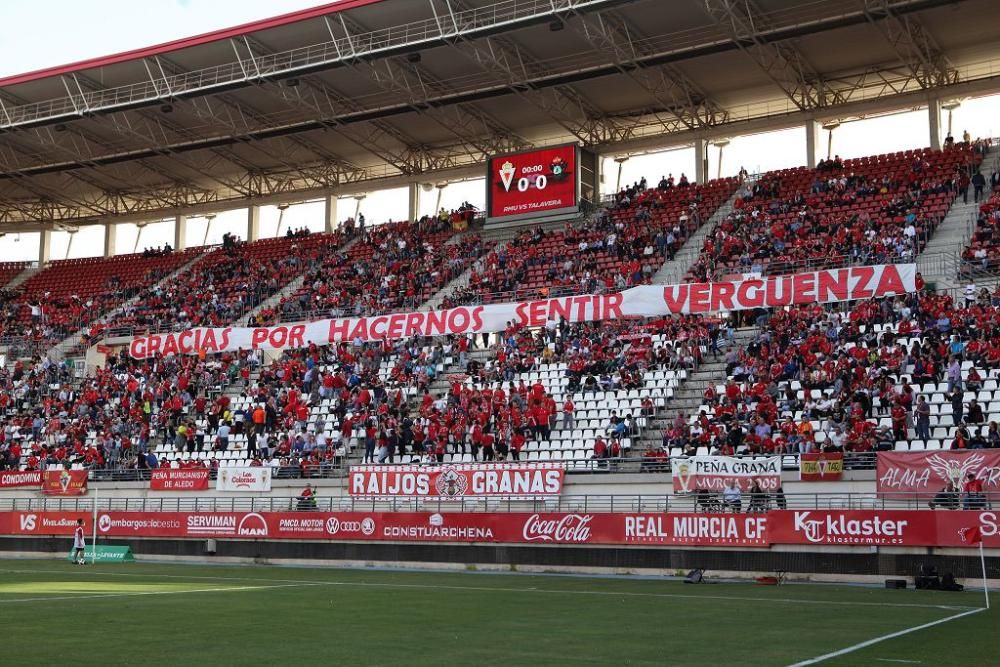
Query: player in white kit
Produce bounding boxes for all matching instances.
[73,518,87,565]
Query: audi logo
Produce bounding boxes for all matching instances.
[326,518,376,536]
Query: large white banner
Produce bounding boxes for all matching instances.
[216,467,272,492]
[127,264,915,359]
[672,456,783,493]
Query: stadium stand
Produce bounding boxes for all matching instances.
[686,144,984,281]
[267,215,487,323]
[94,232,342,340]
[965,190,1000,275]
[0,140,995,478]
[443,177,738,306]
[0,262,28,289]
[684,289,1000,468]
[0,248,202,348]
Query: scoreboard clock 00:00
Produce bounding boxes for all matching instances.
[486,144,581,221]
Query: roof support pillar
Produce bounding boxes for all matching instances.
[247,205,261,242]
[805,119,820,168]
[408,182,420,222]
[103,222,117,257]
[694,138,708,184]
[927,98,942,150]
[323,194,338,234]
[174,214,188,251]
[38,229,51,266]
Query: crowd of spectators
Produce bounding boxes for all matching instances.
[270,215,487,322]
[667,288,1000,460]
[686,144,984,281]
[441,177,736,307]
[963,180,1000,275]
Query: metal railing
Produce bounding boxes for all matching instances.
[0,452,899,487]
[0,0,617,129]
[0,491,992,514]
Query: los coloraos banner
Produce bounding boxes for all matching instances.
[877,450,1000,496]
[3,509,998,548]
[125,264,915,359]
[349,463,565,499]
[672,455,782,493]
[215,467,272,492]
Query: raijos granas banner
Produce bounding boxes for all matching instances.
[349,463,565,499]
[126,264,916,359]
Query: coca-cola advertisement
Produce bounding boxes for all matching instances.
[877,451,1000,497]
[0,470,42,488]
[349,463,565,499]
[671,456,781,493]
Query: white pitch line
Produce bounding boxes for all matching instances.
[0,582,320,604]
[0,567,978,611]
[786,608,985,667]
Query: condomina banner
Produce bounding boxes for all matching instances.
[126,264,915,359]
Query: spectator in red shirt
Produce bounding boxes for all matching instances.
[962,473,985,509]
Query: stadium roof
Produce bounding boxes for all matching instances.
[0,0,999,226]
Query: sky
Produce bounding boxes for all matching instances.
[1,1,1000,260]
[0,0,332,79]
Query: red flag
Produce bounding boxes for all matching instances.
[960,525,982,545]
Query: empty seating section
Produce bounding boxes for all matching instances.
[444,178,737,306]
[686,145,981,281]
[0,262,27,288]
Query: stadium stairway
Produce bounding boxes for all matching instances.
[918,143,1000,288]
[47,247,214,361]
[419,239,507,312]
[651,187,742,285]
[239,233,362,326]
[634,327,759,454]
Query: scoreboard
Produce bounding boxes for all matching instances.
[486,143,596,223]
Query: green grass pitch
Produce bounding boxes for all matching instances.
[0,559,992,666]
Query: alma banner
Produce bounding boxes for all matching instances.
[216,467,272,492]
[349,463,565,499]
[40,469,88,496]
[0,470,42,488]
[877,450,1000,496]
[672,456,782,493]
[150,468,210,491]
[126,264,915,359]
[799,452,844,481]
